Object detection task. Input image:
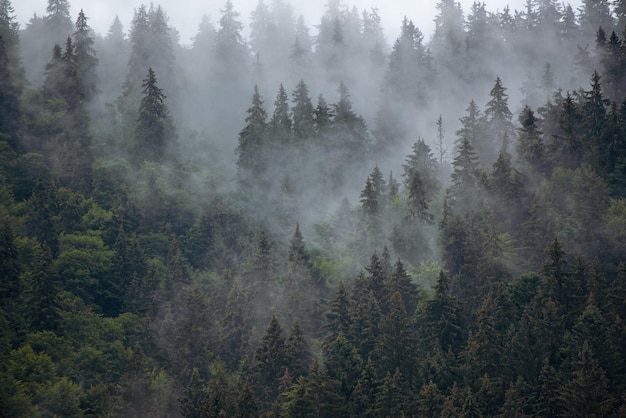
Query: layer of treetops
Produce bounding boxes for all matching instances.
[1,0,626,416]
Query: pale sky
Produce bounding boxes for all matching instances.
[14,0,584,46]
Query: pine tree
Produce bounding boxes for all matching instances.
[268,83,291,144]
[534,359,561,416]
[314,93,333,134]
[72,9,98,101]
[419,271,464,354]
[383,259,420,316]
[582,71,608,174]
[0,0,21,76]
[28,176,59,256]
[449,137,480,210]
[403,138,440,203]
[132,68,174,165]
[0,217,19,301]
[254,315,287,407]
[45,0,73,44]
[578,0,614,40]
[323,332,362,399]
[237,85,267,184]
[484,76,514,163]
[25,243,60,330]
[517,105,548,176]
[417,381,445,418]
[215,1,249,82]
[374,292,416,378]
[561,340,614,417]
[291,80,314,141]
[285,321,311,380]
[0,33,21,150]
[287,222,311,269]
[333,81,369,162]
[324,281,352,345]
[456,100,484,150]
[127,4,150,83]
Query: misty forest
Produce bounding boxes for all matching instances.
[3,0,626,416]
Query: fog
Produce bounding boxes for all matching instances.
[15,0,583,44]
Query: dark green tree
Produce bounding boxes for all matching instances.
[484,76,514,163]
[449,137,480,210]
[268,83,291,145]
[132,67,174,165]
[0,34,21,150]
[419,271,464,355]
[285,321,311,380]
[254,315,287,407]
[291,80,315,141]
[323,332,362,400]
[561,340,614,417]
[533,359,562,417]
[236,85,267,184]
[383,259,420,316]
[45,0,73,43]
[374,292,416,378]
[517,105,548,176]
[25,243,60,330]
[324,281,352,345]
[72,9,98,101]
[0,217,19,301]
[403,138,440,208]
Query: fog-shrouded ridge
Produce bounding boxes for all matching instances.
[2,0,626,416]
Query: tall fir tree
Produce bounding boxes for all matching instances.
[132,68,174,165]
[72,9,98,101]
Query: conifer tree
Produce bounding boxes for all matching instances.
[72,9,98,101]
[237,85,267,183]
[383,259,420,316]
[324,281,352,345]
[45,0,73,44]
[25,243,60,330]
[484,76,514,163]
[449,137,480,209]
[419,271,464,354]
[254,315,287,406]
[456,100,484,150]
[291,80,314,141]
[561,340,613,417]
[0,218,19,301]
[323,332,362,400]
[269,83,291,142]
[127,5,150,83]
[403,138,440,203]
[0,0,21,74]
[0,34,21,150]
[132,68,174,165]
[374,292,416,378]
[285,321,311,380]
[287,223,311,270]
[534,359,561,416]
[517,105,548,176]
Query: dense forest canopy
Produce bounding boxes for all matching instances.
[1,0,626,416]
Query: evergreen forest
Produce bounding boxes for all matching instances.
[2,0,626,416]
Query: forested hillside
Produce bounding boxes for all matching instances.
[1,0,626,416]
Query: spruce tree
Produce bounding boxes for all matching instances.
[254,315,287,407]
[45,0,73,44]
[133,68,174,165]
[484,76,514,163]
[449,137,480,210]
[0,34,21,150]
[72,9,98,101]
[291,80,314,141]
[236,85,267,183]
